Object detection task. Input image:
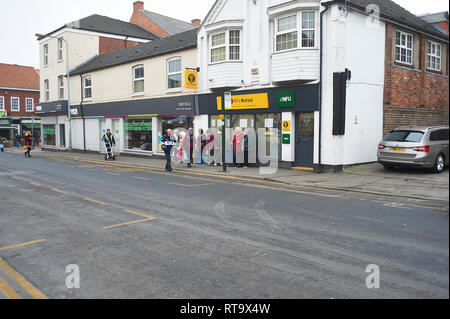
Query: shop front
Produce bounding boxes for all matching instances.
[198,84,319,167]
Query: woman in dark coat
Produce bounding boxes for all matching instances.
[24,131,33,157]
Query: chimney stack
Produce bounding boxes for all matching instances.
[133,1,144,12]
[191,19,201,26]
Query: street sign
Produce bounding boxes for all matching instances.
[282,134,291,144]
[282,120,291,131]
[224,92,232,109]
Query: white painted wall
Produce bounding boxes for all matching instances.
[319,4,385,166]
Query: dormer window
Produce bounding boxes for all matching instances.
[210,30,241,63]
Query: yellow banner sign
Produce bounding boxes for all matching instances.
[282,120,291,131]
[217,93,269,110]
[184,69,197,89]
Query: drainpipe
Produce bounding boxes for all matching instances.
[80,74,86,152]
[318,2,330,173]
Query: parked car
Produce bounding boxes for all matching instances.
[378,125,449,173]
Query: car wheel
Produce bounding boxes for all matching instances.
[432,154,445,174]
[382,164,394,170]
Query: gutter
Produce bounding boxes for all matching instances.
[318,2,330,173]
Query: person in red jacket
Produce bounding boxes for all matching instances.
[24,131,33,157]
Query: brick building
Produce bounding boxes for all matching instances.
[0,63,40,143]
[382,6,449,135]
[130,1,199,37]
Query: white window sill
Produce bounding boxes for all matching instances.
[166,88,182,93]
[83,98,92,102]
[132,92,145,97]
[208,60,243,66]
[272,47,318,55]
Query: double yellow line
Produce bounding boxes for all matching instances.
[0,257,47,299]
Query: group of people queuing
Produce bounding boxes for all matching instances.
[160,127,256,172]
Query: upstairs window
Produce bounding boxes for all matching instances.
[58,38,64,61]
[427,41,442,71]
[275,11,316,52]
[210,30,241,63]
[11,97,19,112]
[83,76,92,100]
[26,98,34,112]
[0,96,4,111]
[58,75,64,100]
[44,44,49,66]
[44,79,50,102]
[395,31,413,65]
[133,65,144,95]
[167,58,182,90]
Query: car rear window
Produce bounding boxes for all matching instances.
[383,130,424,143]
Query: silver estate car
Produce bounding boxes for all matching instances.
[378,125,449,173]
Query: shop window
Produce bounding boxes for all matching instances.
[256,114,282,161]
[42,124,56,146]
[124,118,153,152]
[158,116,193,151]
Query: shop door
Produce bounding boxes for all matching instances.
[295,112,314,168]
[112,119,120,150]
[59,124,66,148]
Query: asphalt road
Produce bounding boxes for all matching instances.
[0,151,448,299]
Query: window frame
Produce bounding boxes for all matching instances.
[11,97,20,112]
[83,76,92,101]
[44,44,49,66]
[58,38,64,61]
[25,98,34,112]
[44,79,50,102]
[209,29,242,64]
[132,65,145,96]
[0,96,4,111]
[395,30,414,65]
[274,11,317,53]
[427,40,442,72]
[167,57,183,91]
[58,75,65,100]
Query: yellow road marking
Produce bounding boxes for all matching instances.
[168,182,214,187]
[103,219,153,230]
[0,276,21,299]
[52,188,68,195]
[29,182,41,187]
[83,198,107,206]
[103,210,156,230]
[291,167,314,172]
[0,239,46,252]
[132,177,149,181]
[106,172,120,176]
[124,209,155,219]
[0,257,47,299]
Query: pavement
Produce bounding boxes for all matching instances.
[2,146,449,203]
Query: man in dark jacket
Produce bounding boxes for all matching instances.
[161,129,176,171]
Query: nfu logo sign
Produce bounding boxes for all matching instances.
[276,91,295,108]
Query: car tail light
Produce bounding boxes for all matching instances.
[378,144,385,150]
[411,146,430,152]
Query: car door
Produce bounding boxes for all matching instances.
[439,129,449,165]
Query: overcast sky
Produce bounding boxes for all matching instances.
[0,0,448,69]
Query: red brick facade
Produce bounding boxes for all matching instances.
[383,23,449,136]
[0,88,40,117]
[99,37,139,55]
[130,1,169,37]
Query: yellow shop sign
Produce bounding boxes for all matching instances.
[217,93,269,110]
[184,69,198,89]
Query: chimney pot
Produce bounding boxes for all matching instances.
[133,1,144,12]
[191,19,201,26]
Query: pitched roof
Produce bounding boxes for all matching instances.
[71,29,197,75]
[0,63,40,90]
[38,14,159,41]
[139,10,197,35]
[327,0,449,41]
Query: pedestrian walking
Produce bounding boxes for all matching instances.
[102,129,116,160]
[161,129,176,172]
[197,129,206,164]
[232,127,244,167]
[15,133,21,148]
[206,129,216,166]
[24,131,33,157]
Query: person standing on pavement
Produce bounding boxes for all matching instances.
[24,131,33,157]
[161,129,176,172]
[15,133,21,148]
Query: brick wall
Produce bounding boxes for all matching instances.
[383,22,450,136]
[99,37,139,55]
[0,89,40,117]
[130,5,168,37]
